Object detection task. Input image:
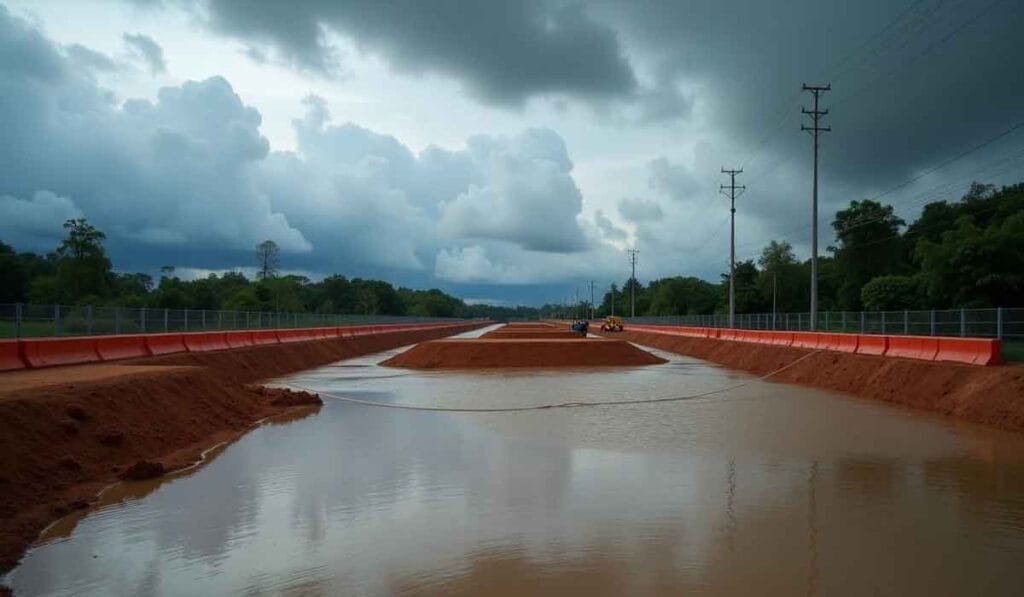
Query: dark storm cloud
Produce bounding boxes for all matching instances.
[0,6,601,289]
[123,32,166,74]
[65,44,121,72]
[199,0,636,106]
[597,0,1024,196]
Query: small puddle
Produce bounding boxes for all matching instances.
[5,330,1024,595]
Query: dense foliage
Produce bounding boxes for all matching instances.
[0,223,510,319]
[3,182,1022,319]
[539,182,1024,317]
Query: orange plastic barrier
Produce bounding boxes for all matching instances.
[886,335,939,361]
[21,337,100,368]
[96,335,151,361]
[183,332,230,352]
[855,334,887,356]
[768,332,794,346]
[145,333,186,356]
[831,333,859,353]
[790,332,819,349]
[251,330,280,345]
[935,337,1002,366]
[1,340,25,371]
[224,331,254,349]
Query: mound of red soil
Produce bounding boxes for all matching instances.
[0,322,484,574]
[482,330,583,339]
[602,330,1024,432]
[382,338,667,369]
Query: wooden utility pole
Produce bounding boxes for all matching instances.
[720,168,745,328]
[802,83,831,331]
[627,249,639,318]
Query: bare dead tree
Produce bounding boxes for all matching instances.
[255,240,280,280]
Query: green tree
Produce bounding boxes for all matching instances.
[829,200,907,309]
[916,213,1024,307]
[861,275,922,310]
[55,218,111,302]
[720,260,764,313]
[756,241,808,313]
[646,276,719,315]
[0,241,29,302]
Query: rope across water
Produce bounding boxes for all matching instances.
[284,349,823,413]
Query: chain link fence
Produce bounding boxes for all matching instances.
[0,303,464,338]
[627,308,1024,340]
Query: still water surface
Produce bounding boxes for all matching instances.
[6,328,1024,595]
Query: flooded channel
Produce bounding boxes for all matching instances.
[6,329,1024,595]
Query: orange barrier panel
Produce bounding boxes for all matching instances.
[886,335,939,361]
[769,332,794,346]
[251,330,279,345]
[96,335,151,361]
[791,332,818,349]
[145,333,186,356]
[935,337,1002,366]
[1,340,26,371]
[224,331,254,349]
[855,335,887,356]
[831,333,859,353]
[21,337,100,368]
[183,332,229,352]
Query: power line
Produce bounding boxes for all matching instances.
[832,0,1011,109]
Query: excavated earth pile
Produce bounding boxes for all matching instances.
[0,322,484,573]
[601,330,1024,432]
[382,338,667,369]
[481,330,584,339]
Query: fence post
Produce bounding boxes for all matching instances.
[141,307,146,333]
[115,307,121,334]
[86,305,93,335]
[930,310,936,336]
[54,304,61,336]
[798,313,802,330]
[825,311,830,331]
[164,308,169,332]
[218,310,222,330]
[903,310,908,335]
[997,307,1003,340]
[960,308,966,337]
[15,303,22,338]
[184,309,189,331]
[881,311,885,334]
[860,311,865,333]
[202,309,206,330]
[841,311,846,332]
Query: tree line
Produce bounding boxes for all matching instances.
[541,181,1024,318]
[0,220,529,319]
[2,181,1021,320]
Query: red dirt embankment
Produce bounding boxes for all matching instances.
[382,338,667,369]
[482,330,583,339]
[0,323,483,574]
[605,330,1024,432]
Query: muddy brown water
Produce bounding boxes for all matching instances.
[5,326,1024,595]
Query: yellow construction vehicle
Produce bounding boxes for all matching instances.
[600,316,623,332]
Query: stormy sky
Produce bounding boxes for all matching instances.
[1,0,1022,305]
